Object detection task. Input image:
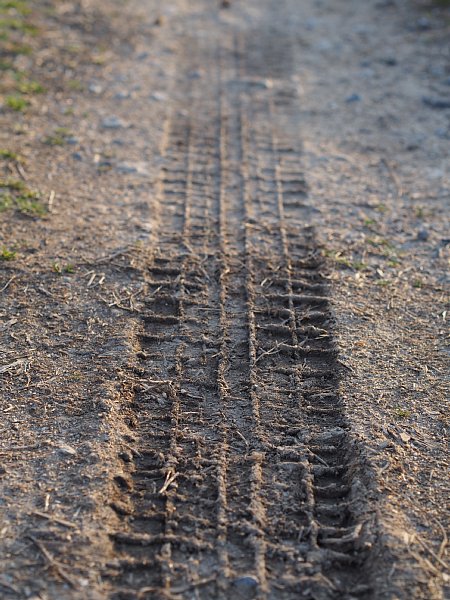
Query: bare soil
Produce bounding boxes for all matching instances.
[0,0,448,599]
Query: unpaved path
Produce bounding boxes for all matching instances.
[0,0,448,599]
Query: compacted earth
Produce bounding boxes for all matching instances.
[0,0,448,598]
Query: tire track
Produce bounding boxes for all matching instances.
[106,16,377,600]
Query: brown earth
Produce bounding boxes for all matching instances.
[0,0,448,599]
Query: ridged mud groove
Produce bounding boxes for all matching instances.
[106,25,376,600]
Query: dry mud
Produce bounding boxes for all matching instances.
[0,0,448,599]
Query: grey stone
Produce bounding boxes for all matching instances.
[417,229,429,242]
[346,93,361,103]
[422,96,450,110]
[57,443,77,456]
[114,90,131,100]
[151,91,168,101]
[101,116,127,129]
[116,161,151,176]
[89,82,103,94]
[233,576,258,596]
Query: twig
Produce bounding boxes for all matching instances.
[0,276,16,293]
[415,534,449,570]
[31,510,77,530]
[48,190,56,212]
[434,518,448,560]
[254,345,280,364]
[0,577,19,594]
[15,161,27,181]
[158,470,178,494]
[38,286,54,298]
[27,536,79,589]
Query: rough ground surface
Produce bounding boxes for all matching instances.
[0,0,448,599]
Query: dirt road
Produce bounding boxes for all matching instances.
[0,0,448,599]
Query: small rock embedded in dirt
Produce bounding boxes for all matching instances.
[422,96,450,110]
[89,82,103,94]
[114,90,131,100]
[151,91,168,102]
[346,93,361,103]
[57,443,77,456]
[416,17,431,31]
[380,56,397,66]
[101,116,127,129]
[116,161,151,176]
[416,228,429,242]
[72,152,83,161]
[232,576,258,596]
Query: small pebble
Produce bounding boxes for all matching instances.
[72,152,83,161]
[416,17,431,31]
[114,90,131,100]
[116,161,150,176]
[101,116,127,129]
[346,93,361,103]
[151,91,168,101]
[233,576,258,590]
[417,229,429,242]
[57,443,77,456]
[89,82,103,94]
[380,56,397,66]
[422,96,450,110]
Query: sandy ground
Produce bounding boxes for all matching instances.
[0,0,448,598]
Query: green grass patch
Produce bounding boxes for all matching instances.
[43,127,73,146]
[0,0,32,16]
[5,94,28,111]
[0,177,27,191]
[0,18,37,34]
[53,262,75,274]
[0,179,46,216]
[0,193,13,211]
[394,408,411,419]
[0,149,19,160]
[0,246,16,260]
[15,194,46,216]
[16,79,45,94]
